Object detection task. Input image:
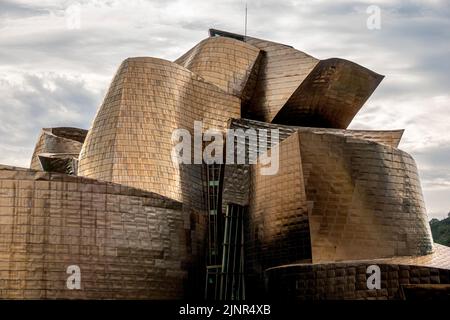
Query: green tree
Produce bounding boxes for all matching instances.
[430,216,450,247]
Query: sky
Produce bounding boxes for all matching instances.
[0,0,449,219]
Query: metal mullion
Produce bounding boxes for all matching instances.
[215,267,219,300]
[206,164,212,265]
[231,206,240,299]
[213,183,218,264]
[219,205,229,300]
[238,206,244,300]
[225,205,234,299]
[241,215,245,301]
[204,268,208,300]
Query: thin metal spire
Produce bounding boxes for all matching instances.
[244,2,247,42]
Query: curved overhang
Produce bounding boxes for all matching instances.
[296,131,433,262]
[229,118,403,147]
[265,242,450,271]
[246,129,432,268]
[209,29,384,128]
[264,243,450,300]
[78,57,240,203]
[272,58,384,128]
[221,118,405,216]
[175,36,261,99]
[30,127,87,170]
[38,153,79,175]
[242,36,320,122]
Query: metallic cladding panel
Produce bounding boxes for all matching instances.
[1,29,444,300]
[175,37,261,99]
[210,30,383,128]
[38,153,79,175]
[243,36,319,122]
[78,57,240,204]
[0,165,206,299]
[265,255,450,300]
[30,128,87,170]
[247,133,312,274]
[221,118,405,214]
[230,118,404,147]
[272,58,384,128]
[296,132,433,262]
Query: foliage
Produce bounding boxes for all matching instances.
[430,216,450,246]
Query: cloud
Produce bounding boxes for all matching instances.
[0,0,50,19]
[0,71,101,165]
[0,0,449,218]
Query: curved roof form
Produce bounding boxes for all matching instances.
[242,35,320,122]
[78,57,240,202]
[0,29,439,300]
[210,29,383,128]
[229,118,404,148]
[30,127,87,170]
[175,36,261,99]
[296,131,432,262]
[38,153,79,175]
[266,243,450,270]
[272,58,384,128]
[221,118,405,212]
[249,131,433,268]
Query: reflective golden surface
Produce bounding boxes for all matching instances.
[78,57,240,201]
[0,164,204,299]
[30,127,87,170]
[0,29,448,300]
[175,36,261,99]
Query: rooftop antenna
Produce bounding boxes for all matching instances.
[244,2,247,42]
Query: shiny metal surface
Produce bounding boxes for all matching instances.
[30,127,87,170]
[209,30,383,128]
[77,57,240,202]
[0,164,205,299]
[175,36,261,99]
[0,29,447,300]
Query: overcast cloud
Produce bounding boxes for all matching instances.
[0,0,449,219]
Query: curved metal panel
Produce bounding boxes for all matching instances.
[78,57,240,203]
[0,165,205,299]
[297,132,433,262]
[30,127,87,170]
[175,37,261,99]
[272,58,384,128]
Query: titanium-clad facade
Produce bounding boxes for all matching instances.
[0,29,449,300]
[0,165,205,299]
[175,36,261,99]
[30,127,87,172]
[78,57,240,203]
